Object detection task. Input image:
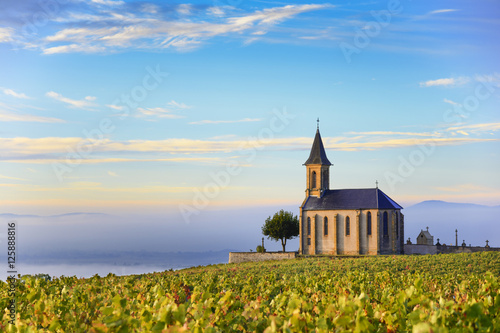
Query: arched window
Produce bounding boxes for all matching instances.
[307,217,311,236]
[383,212,388,236]
[322,170,328,189]
[324,217,328,236]
[367,212,372,236]
[311,171,317,188]
[345,216,350,236]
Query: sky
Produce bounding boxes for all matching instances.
[1,0,499,241]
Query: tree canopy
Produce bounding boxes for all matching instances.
[262,210,299,252]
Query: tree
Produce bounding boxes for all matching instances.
[262,210,299,252]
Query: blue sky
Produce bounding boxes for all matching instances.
[1,0,499,221]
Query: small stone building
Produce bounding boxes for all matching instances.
[299,125,404,255]
[416,228,434,245]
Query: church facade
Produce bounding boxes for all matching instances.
[299,126,404,255]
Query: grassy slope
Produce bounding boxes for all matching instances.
[1,252,499,332]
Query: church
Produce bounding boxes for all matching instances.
[299,124,404,255]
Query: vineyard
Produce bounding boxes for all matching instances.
[1,252,499,332]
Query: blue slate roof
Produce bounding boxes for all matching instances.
[302,188,403,210]
[304,129,332,166]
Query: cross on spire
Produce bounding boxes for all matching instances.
[317,117,319,129]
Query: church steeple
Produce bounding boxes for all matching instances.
[304,127,331,166]
[304,122,332,197]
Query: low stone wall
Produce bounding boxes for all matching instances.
[404,244,438,255]
[404,244,500,255]
[228,252,296,264]
[437,245,500,254]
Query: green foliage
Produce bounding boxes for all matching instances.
[262,209,299,252]
[1,252,500,332]
[256,245,265,253]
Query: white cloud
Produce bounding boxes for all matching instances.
[0,27,14,43]
[106,104,124,110]
[207,7,226,17]
[475,73,500,87]
[0,110,65,123]
[443,98,461,106]
[0,174,26,181]
[347,131,438,137]
[136,107,184,119]
[90,0,124,6]
[428,9,458,15]
[38,4,330,54]
[167,100,191,109]
[1,123,498,163]
[446,122,500,134]
[107,171,119,177]
[46,91,97,109]
[141,4,159,14]
[177,4,192,15]
[43,44,106,55]
[189,118,263,125]
[136,100,190,119]
[1,88,30,99]
[419,76,469,87]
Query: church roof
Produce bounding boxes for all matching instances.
[302,188,403,210]
[303,128,332,166]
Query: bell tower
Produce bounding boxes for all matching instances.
[304,119,332,197]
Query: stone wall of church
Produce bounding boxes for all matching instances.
[301,209,398,255]
[378,209,404,255]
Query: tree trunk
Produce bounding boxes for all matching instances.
[281,238,286,252]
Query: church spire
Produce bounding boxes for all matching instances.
[304,122,332,197]
[304,124,331,166]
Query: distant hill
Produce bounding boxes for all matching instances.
[404,200,500,247]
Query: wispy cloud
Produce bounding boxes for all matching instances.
[419,76,469,87]
[4,157,228,165]
[46,91,97,109]
[136,100,190,119]
[107,171,119,177]
[0,174,26,181]
[136,107,184,119]
[1,122,498,163]
[0,27,14,43]
[412,8,459,21]
[0,110,65,123]
[446,122,500,135]
[167,100,191,109]
[106,104,124,111]
[2,88,31,99]
[443,98,461,106]
[420,73,500,88]
[346,130,438,137]
[34,4,330,54]
[91,0,124,5]
[190,118,263,125]
[428,9,458,15]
